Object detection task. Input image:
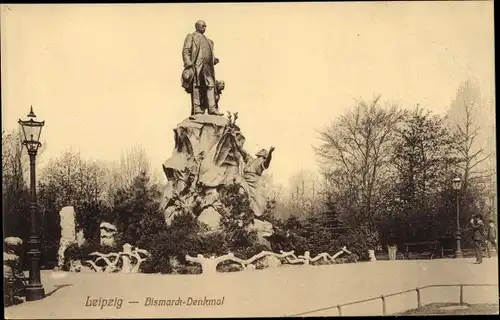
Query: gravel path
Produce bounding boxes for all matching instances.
[5,257,498,318]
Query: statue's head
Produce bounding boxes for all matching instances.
[255,149,268,158]
[195,20,207,34]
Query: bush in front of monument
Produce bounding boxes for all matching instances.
[265,216,309,254]
[139,184,271,274]
[335,225,378,262]
[140,212,205,274]
[63,242,119,271]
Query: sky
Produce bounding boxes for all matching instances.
[1,2,495,188]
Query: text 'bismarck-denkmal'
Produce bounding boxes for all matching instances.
[145,296,225,307]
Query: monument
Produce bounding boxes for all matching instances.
[162,20,275,240]
[57,206,77,269]
[181,20,224,117]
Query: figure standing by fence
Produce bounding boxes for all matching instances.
[470,214,485,264]
[485,219,497,258]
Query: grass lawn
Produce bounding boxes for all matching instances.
[397,302,499,315]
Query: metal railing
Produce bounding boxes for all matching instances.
[287,283,498,317]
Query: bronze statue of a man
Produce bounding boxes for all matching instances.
[181,20,224,117]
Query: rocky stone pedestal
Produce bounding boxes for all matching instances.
[161,113,274,239]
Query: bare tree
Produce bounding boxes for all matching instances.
[314,96,406,228]
[260,172,283,202]
[117,144,152,186]
[78,159,109,204]
[39,150,109,209]
[103,144,155,204]
[392,106,459,202]
[2,129,47,186]
[478,95,497,221]
[286,169,320,218]
[38,150,110,242]
[2,130,27,189]
[447,79,493,191]
[2,130,30,238]
[40,149,83,207]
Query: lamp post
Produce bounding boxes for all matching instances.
[452,177,463,258]
[18,106,46,301]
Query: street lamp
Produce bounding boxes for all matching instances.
[452,177,463,258]
[18,106,45,301]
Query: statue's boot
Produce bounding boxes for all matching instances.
[208,107,224,116]
[190,106,205,119]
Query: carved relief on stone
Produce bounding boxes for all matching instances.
[76,229,86,247]
[57,206,77,268]
[100,222,118,247]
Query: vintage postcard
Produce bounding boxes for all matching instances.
[2,2,497,318]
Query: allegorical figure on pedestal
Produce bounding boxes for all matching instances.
[235,146,275,217]
[181,20,224,117]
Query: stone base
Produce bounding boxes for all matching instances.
[25,285,45,301]
[161,112,275,252]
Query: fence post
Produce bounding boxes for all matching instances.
[381,295,386,315]
[459,285,464,305]
[416,288,421,308]
[337,305,342,316]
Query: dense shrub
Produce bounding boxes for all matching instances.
[267,213,309,253]
[140,212,202,274]
[63,242,118,271]
[218,183,255,231]
[264,210,376,261]
[41,241,59,269]
[197,231,230,256]
[139,181,276,273]
[218,184,275,258]
[113,171,164,248]
[217,260,244,273]
[334,225,378,261]
[336,253,359,264]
